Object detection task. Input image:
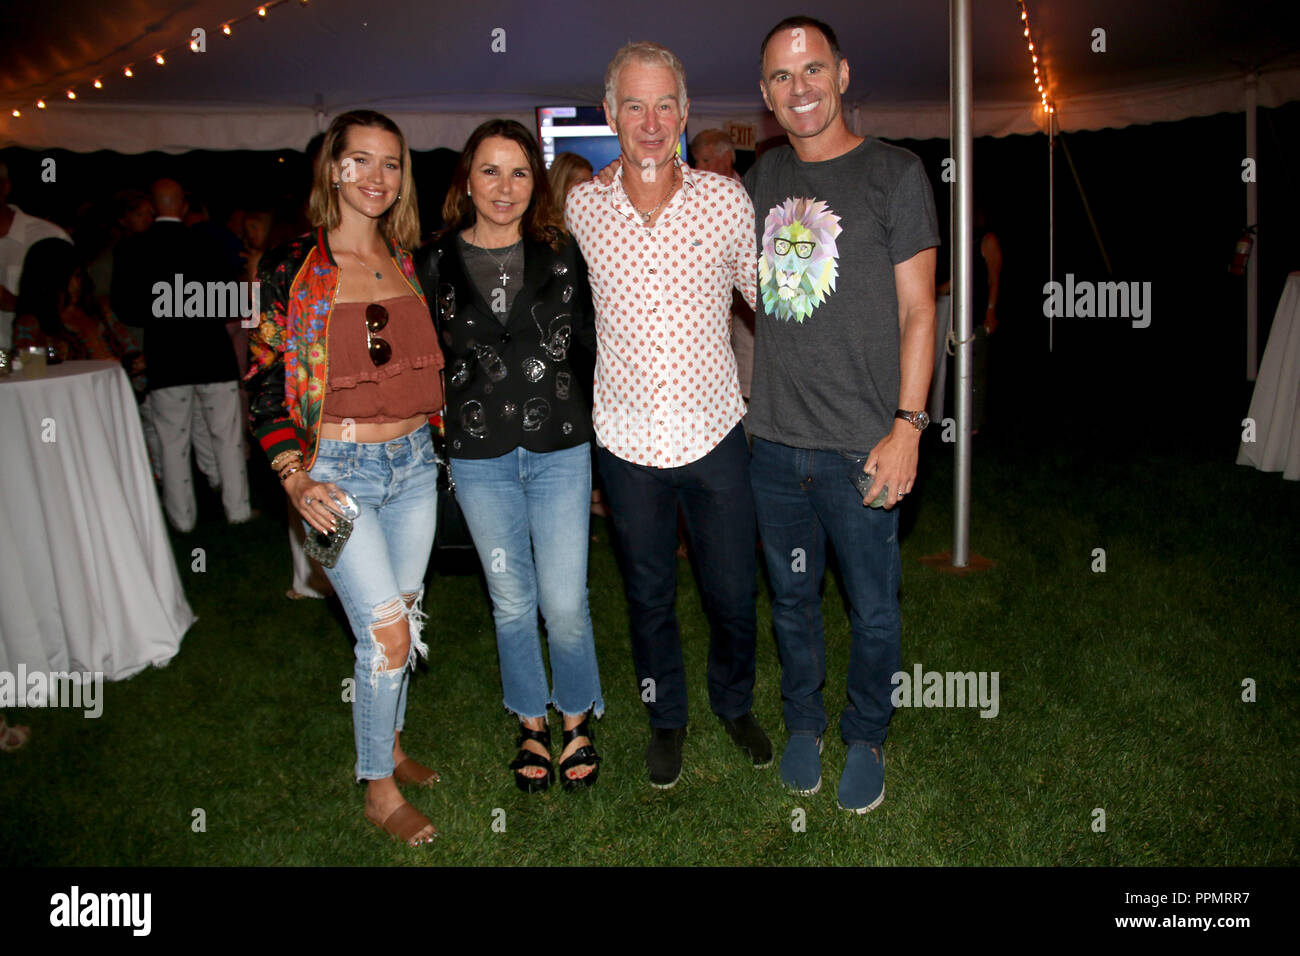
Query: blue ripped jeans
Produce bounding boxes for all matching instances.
[306,425,438,781]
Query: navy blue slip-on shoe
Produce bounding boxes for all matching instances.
[837,744,885,813]
[780,733,823,794]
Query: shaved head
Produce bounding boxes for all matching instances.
[151,179,186,218]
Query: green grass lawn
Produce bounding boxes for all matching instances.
[3,435,1296,866]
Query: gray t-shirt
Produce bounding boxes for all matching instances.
[743,138,939,456]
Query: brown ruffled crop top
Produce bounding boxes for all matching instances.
[320,295,445,423]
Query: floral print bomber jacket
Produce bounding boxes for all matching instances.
[244,227,436,470]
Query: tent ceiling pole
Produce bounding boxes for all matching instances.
[951,0,973,568]
[1246,73,1259,382]
[1049,112,1055,352]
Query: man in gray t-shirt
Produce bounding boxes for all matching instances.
[745,16,939,813]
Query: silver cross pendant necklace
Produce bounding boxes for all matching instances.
[473,223,518,286]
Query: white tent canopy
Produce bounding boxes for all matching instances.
[3,0,1298,153]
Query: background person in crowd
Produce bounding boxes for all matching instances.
[246,110,444,847]
[0,161,72,351]
[12,238,145,389]
[84,191,162,477]
[565,41,770,790]
[745,17,939,813]
[419,121,603,793]
[547,152,610,523]
[547,152,594,213]
[233,211,275,439]
[87,191,154,335]
[691,128,757,408]
[111,178,251,531]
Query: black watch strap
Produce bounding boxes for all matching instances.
[895,409,930,430]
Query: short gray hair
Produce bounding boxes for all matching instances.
[604,42,688,119]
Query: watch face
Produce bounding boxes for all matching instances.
[915,411,930,430]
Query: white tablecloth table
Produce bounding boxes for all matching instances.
[0,360,194,680]
[1238,272,1300,480]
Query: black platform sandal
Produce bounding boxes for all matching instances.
[509,722,554,793]
[558,713,601,790]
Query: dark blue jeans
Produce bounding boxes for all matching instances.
[597,425,757,728]
[749,437,901,747]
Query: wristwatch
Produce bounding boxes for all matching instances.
[895,409,930,431]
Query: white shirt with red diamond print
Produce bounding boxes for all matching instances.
[565,162,757,468]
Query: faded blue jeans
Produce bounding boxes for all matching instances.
[450,443,603,721]
[306,425,438,781]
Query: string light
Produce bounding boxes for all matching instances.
[7,2,369,121]
[1017,0,1055,116]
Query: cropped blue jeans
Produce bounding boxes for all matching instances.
[450,443,603,721]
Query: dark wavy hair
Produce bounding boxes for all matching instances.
[439,119,563,249]
[16,238,99,338]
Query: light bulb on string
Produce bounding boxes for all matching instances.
[93,78,103,89]
[258,5,267,17]
[154,53,165,66]
[66,89,76,100]
[222,23,232,35]
[37,99,46,109]
[11,109,21,118]
[124,65,134,77]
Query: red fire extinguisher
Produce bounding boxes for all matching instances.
[1229,225,1256,275]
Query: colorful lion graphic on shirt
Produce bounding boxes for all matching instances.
[759,197,843,324]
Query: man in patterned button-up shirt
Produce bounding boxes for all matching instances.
[565,41,772,790]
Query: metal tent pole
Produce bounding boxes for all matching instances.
[1246,73,1259,382]
[951,0,973,567]
[1049,110,1055,352]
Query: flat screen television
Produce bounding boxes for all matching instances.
[537,105,687,171]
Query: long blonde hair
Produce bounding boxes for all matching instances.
[308,110,419,250]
